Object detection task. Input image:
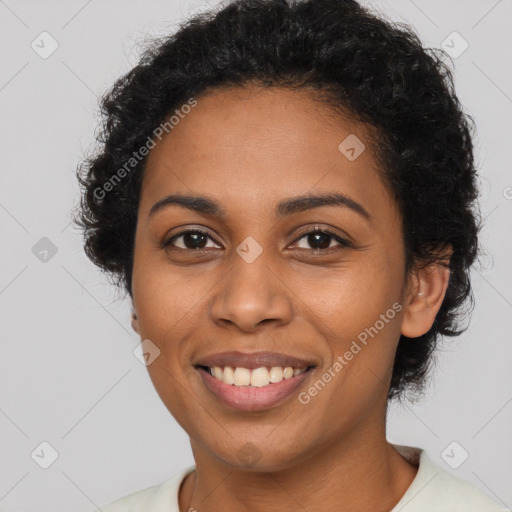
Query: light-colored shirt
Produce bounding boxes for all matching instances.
[92,444,508,511]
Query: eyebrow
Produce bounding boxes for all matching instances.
[148,192,370,221]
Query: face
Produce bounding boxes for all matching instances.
[131,85,414,471]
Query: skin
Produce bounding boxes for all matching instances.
[130,85,450,512]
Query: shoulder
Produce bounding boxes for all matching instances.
[391,444,509,512]
[89,465,195,512]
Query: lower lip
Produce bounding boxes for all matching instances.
[195,367,314,411]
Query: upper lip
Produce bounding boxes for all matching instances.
[194,351,317,370]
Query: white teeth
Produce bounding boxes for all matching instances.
[213,366,223,380]
[233,367,251,386]
[251,367,270,387]
[283,367,294,379]
[222,366,235,385]
[269,366,283,383]
[208,365,308,387]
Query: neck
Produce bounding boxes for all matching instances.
[179,417,418,512]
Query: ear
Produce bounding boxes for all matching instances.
[131,307,140,335]
[401,247,452,338]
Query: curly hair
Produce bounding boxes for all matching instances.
[74,0,480,401]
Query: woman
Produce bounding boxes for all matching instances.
[75,0,507,510]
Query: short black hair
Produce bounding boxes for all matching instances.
[74,0,480,402]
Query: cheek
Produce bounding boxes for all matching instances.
[297,255,405,395]
[303,260,401,335]
[132,262,203,425]
[131,246,218,383]
[131,241,194,338]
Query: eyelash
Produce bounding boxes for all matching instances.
[164,227,352,252]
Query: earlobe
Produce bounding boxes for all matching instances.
[131,311,140,334]
[401,260,451,339]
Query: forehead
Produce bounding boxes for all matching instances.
[140,85,392,220]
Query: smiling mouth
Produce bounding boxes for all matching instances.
[194,363,316,412]
[195,364,315,388]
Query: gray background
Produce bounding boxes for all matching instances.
[0,0,511,510]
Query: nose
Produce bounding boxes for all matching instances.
[209,247,294,333]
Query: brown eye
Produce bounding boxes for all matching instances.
[292,228,351,251]
[165,230,220,250]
